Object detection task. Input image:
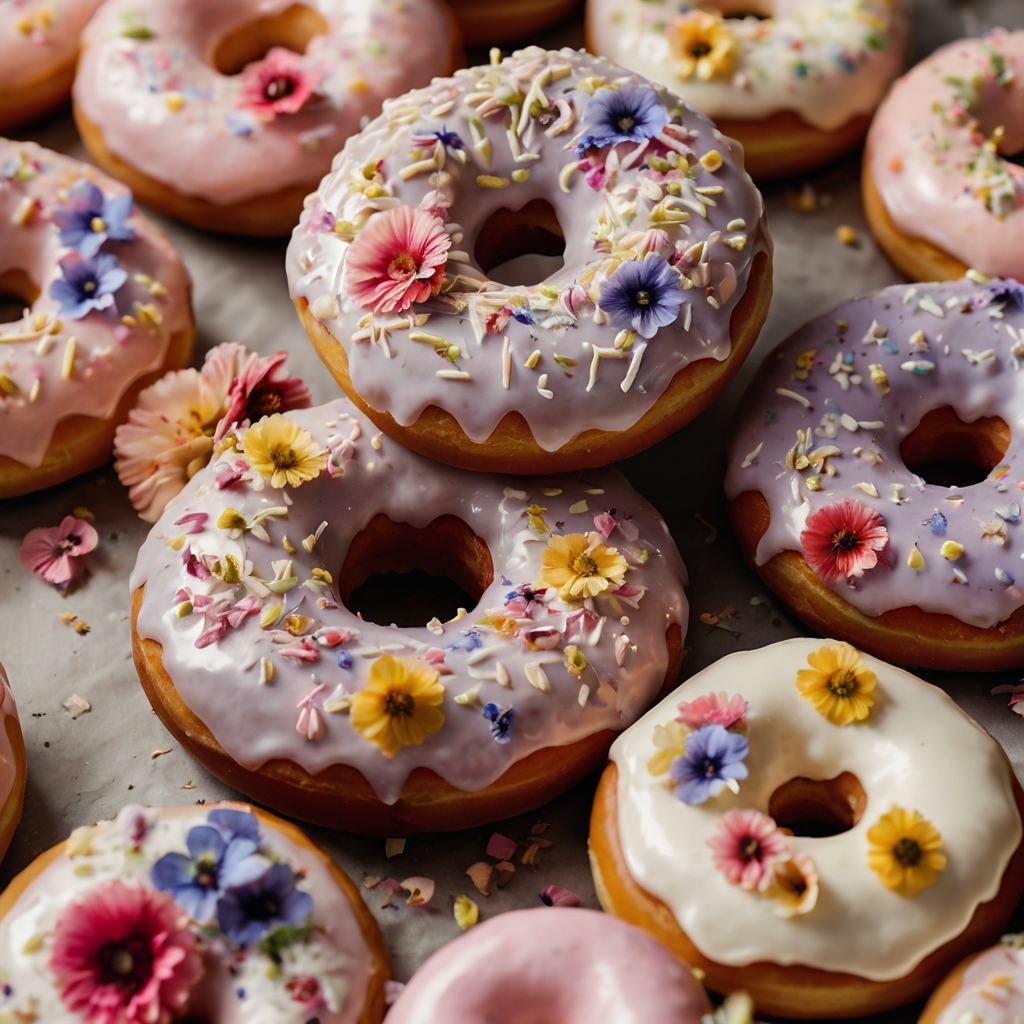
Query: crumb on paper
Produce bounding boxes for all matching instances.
[150,748,172,760]
[385,837,406,858]
[784,183,829,213]
[453,894,479,930]
[466,861,494,895]
[363,875,381,889]
[836,224,858,246]
[61,694,90,719]
[179,781,196,790]
[694,513,717,544]
[71,506,95,521]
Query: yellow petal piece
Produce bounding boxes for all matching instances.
[453,894,479,930]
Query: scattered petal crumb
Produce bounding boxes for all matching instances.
[61,694,90,720]
[150,748,172,760]
[71,506,95,521]
[363,875,382,889]
[784,183,828,213]
[401,876,435,906]
[836,224,858,246]
[179,781,196,790]
[58,612,77,624]
[73,619,91,635]
[540,884,580,907]
[453,894,479,930]
[493,860,516,887]
[466,862,494,895]
[699,605,737,628]
[385,837,406,858]
[486,832,518,861]
[530,822,550,835]
[694,513,717,544]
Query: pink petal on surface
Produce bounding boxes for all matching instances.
[486,833,518,861]
[540,885,580,907]
[400,876,435,906]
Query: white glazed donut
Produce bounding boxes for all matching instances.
[586,0,908,179]
[589,637,1024,1018]
[72,0,463,235]
[0,802,390,1023]
[130,397,688,835]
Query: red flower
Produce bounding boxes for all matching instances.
[50,880,202,1024]
[214,350,311,441]
[345,205,450,314]
[800,498,890,583]
[19,515,98,589]
[238,48,317,118]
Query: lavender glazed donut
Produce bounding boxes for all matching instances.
[0,0,103,132]
[0,139,194,499]
[919,937,1024,1024]
[864,29,1024,283]
[386,907,712,1024]
[287,46,772,474]
[0,802,390,1023]
[72,0,463,236]
[0,661,26,866]
[129,398,688,835]
[724,278,1024,671]
[586,0,908,180]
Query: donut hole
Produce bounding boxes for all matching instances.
[899,406,1010,488]
[0,269,39,325]
[768,771,866,838]
[700,0,772,18]
[337,513,494,628]
[475,199,566,287]
[211,4,328,76]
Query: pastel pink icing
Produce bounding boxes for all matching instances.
[867,29,1024,277]
[933,942,1024,1024]
[385,907,711,1024]
[130,398,688,805]
[0,661,21,816]
[1,0,103,94]
[73,0,456,206]
[0,139,192,468]
[287,46,769,453]
[723,278,1024,629]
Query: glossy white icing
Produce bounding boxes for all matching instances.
[73,0,456,206]
[287,46,769,453]
[386,907,711,1024]
[723,279,1024,628]
[0,661,20,816]
[131,399,688,805]
[0,139,192,468]
[609,638,1021,981]
[934,941,1024,1024]
[1,0,103,93]
[587,0,907,132]
[867,29,1024,278]
[0,803,375,1024]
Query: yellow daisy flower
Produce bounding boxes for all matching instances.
[647,720,688,776]
[796,642,876,725]
[240,414,327,490]
[350,655,446,758]
[867,807,946,896]
[670,11,737,82]
[564,644,588,677]
[538,532,627,601]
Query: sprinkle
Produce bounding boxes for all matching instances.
[941,540,964,560]
[61,336,77,380]
[537,374,553,399]
[621,342,647,393]
[165,92,185,112]
[512,169,530,183]
[259,658,274,685]
[477,175,510,189]
[569,500,589,514]
[966,268,991,283]
[371,432,382,450]
[559,162,580,192]
[62,694,91,719]
[385,838,406,858]
[495,662,511,688]
[918,296,946,318]
[908,545,925,571]
[525,663,552,693]
[901,360,935,375]
[175,601,192,618]
[694,513,717,543]
[952,567,968,585]
[502,336,511,389]
[997,568,1016,584]
[727,218,746,231]
[853,483,879,497]
[868,364,890,394]
[454,895,479,930]
[836,225,858,245]
[700,150,723,172]
[524,349,541,369]
[775,387,812,409]
[963,348,996,365]
[454,687,481,706]
[741,442,763,468]
[436,369,471,380]
[12,196,35,226]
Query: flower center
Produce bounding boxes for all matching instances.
[90,216,106,234]
[84,280,97,294]
[826,669,858,698]
[58,534,80,552]
[739,837,760,861]
[247,384,283,420]
[634,288,652,307]
[700,756,722,779]
[269,443,298,471]
[384,691,416,717]
[97,937,153,993]
[238,890,281,922]
[893,837,922,866]
[690,41,713,58]
[264,75,297,101]
[572,553,599,577]
[388,251,418,281]
[831,528,860,551]
[616,114,636,132]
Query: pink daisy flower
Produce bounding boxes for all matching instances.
[800,498,890,583]
[677,691,749,731]
[19,515,98,589]
[345,205,451,314]
[707,808,790,891]
[237,48,318,118]
[214,349,311,441]
[50,880,203,1024]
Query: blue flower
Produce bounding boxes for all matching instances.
[447,630,483,653]
[927,512,947,536]
[151,809,266,922]
[217,862,314,946]
[483,702,514,744]
[599,253,684,339]
[575,84,670,155]
[50,252,127,319]
[52,179,134,257]
[669,724,748,805]
[989,279,1024,310]
[511,308,534,325]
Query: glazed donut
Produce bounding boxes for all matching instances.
[589,637,1024,1019]
[445,0,579,47]
[0,0,103,132]
[919,937,1024,1024]
[386,907,712,1023]
[73,0,463,237]
[864,30,1024,283]
[287,46,772,474]
[0,661,27,866]
[0,139,194,500]
[0,801,390,1023]
[129,398,688,835]
[723,278,1024,672]
[586,0,908,181]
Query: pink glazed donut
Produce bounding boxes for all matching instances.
[864,29,1024,282]
[0,0,103,132]
[0,661,27,866]
[385,908,712,1024]
[72,0,464,236]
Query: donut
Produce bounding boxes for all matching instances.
[386,906,712,1023]
[0,801,390,1023]
[586,0,908,181]
[0,661,27,866]
[287,45,772,475]
[0,139,194,500]
[722,277,1024,672]
[129,397,688,835]
[919,937,1024,1024]
[589,637,1024,1018]
[445,0,579,47]
[864,29,1024,283]
[0,0,103,132]
[73,0,464,237]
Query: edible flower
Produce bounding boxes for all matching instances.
[800,498,890,582]
[238,47,318,118]
[52,179,134,257]
[50,880,203,1024]
[350,655,446,757]
[867,807,946,896]
[576,83,670,154]
[770,850,820,918]
[599,253,684,339]
[670,10,737,81]
[240,414,327,490]
[537,532,627,601]
[707,809,788,891]
[217,861,314,945]
[796,642,876,725]
[50,252,127,319]
[19,515,98,591]
[670,723,748,805]
[483,702,514,744]
[214,349,311,441]
[677,691,749,731]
